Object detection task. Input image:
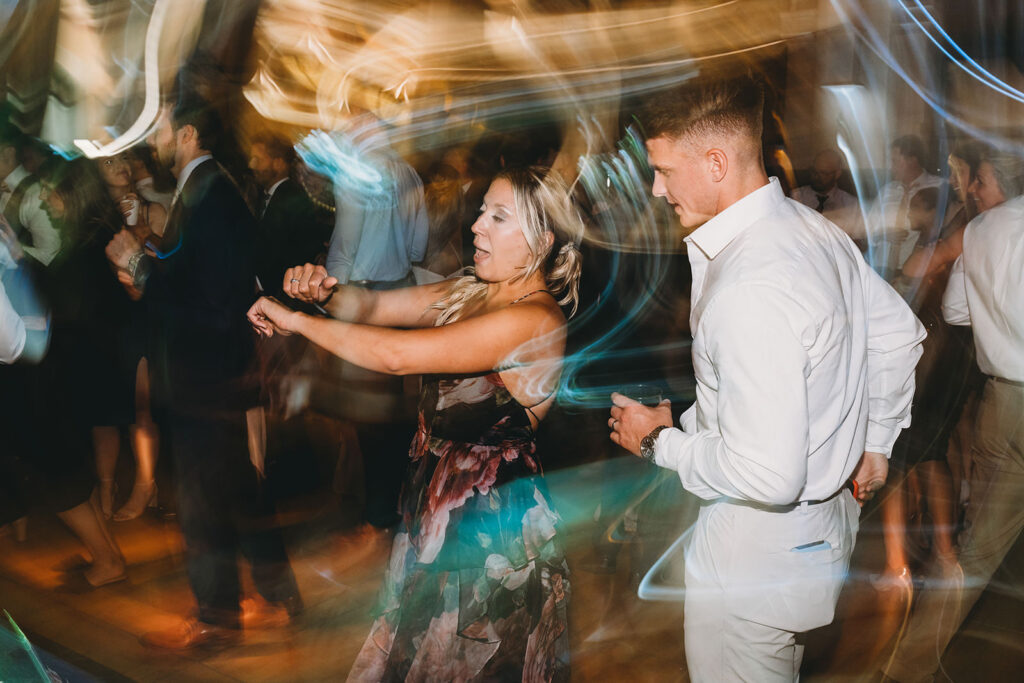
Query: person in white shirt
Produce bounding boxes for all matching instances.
[868,135,944,275]
[790,149,862,238]
[0,124,61,266]
[608,76,924,682]
[885,150,1024,683]
[0,272,25,363]
[322,115,428,289]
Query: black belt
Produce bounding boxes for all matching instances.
[989,375,1024,388]
[720,480,855,513]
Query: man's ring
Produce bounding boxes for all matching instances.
[290,278,300,283]
[612,419,619,430]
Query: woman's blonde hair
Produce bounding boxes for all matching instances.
[432,166,584,325]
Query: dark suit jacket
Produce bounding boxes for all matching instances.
[147,159,258,413]
[257,178,325,298]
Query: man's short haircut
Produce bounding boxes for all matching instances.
[891,135,927,166]
[170,91,223,154]
[252,132,296,167]
[641,74,765,148]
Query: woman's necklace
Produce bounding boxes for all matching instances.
[509,289,551,305]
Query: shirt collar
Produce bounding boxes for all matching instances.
[3,165,29,189]
[176,154,213,193]
[266,176,287,200]
[685,177,784,260]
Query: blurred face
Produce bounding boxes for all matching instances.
[969,161,1006,214]
[0,144,17,179]
[471,178,535,283]
[98,154,132,190]
[891,148,921,186]
[907,200,935,233]
[809,156,841,193]
[147,106,180,175]
[948,154,971,204]
[248,143,277,189]
[38,182,65,220]
[647,135,718,231]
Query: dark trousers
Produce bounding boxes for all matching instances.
[359,421,415,529]
[169,410,300,628]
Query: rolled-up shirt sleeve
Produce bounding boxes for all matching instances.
[941,254,970,326]
[861,260,925,455]
[653,284,811,505]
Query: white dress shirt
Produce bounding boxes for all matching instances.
[790,184,863,240]
[0,166,61,266]
[868,171,944,271]
[0,277,25,363]
[942,194,1024,381]
[654,178,924,505]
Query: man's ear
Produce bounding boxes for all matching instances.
[707,148,728,183]
[178,124,197,146]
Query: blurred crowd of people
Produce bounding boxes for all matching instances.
[0,64,1022,683]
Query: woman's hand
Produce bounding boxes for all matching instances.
[283,263,338,303]
[247,296,300,338]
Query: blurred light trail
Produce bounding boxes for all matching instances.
[73,0,172,158]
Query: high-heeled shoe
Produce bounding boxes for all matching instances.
[113,480,157,522]
[94,479,117,520]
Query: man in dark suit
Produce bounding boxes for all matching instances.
[248,133,325,298]
[107,94,301,650]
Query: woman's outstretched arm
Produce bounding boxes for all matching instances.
[282,262,451,328]
[248,294,565,376]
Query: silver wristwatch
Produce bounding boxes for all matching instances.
[640,425,669,462]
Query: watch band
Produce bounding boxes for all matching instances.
[641,425,669,462]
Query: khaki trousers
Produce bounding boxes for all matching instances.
[887,378,1024,683]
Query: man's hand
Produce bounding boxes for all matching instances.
[852,451,888,505]
[105,228,143,271]
[248,296,299,338]
[283,263,338,304]
[115,270,144,301]
[608,392,672,457]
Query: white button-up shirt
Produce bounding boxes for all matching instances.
[1,166,61,266]
[942,194,1024,381]
[790,184,863,241]
[654,178,924,505]
[869,172,944,272]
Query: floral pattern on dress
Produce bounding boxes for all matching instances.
[348,372,570,683]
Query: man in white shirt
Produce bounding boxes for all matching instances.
[608,76,924,681]
[323,115,428,289]
[0,124,61,266]
[885,192,1024,683]
[790,149,862,239]
[869,135,943,274]
[0,272,25,363]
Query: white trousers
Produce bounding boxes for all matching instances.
[683,490,859,682]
